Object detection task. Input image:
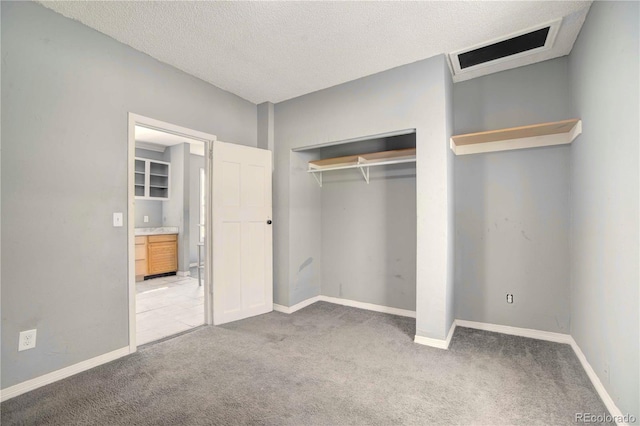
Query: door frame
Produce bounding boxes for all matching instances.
[127,113,216,354]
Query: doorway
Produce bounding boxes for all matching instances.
[128,114,215,351]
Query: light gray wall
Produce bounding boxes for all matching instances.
[189,154,204,265]
[453,57,573,334]
[455,147,571,332]
[320,136,416,311]
[445,65,455,333]
[1,1,256,389]
[274,56,453,341]
[257,102,275,152]
[163,144,190,273]
[135,147,165,162]
[568,1,639,418]
[454,57,573,134]
[135,200,163,228]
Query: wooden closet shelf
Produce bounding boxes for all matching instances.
[450,119,582,155]
[308,147,416,171]
[307,147,416,187]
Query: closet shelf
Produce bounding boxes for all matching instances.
[450,119,582,155]
[308,147,416,187]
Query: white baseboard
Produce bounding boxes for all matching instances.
[318,296,416,318]
[569,338,628,425]
[414,321,456,350]
[177,271,191,277]
[454,319,573,344]
[455,319,627,425]
[273,296,322,314]
[0,346,130,402]
[273,295,416,318]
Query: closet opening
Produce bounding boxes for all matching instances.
[293,130,417,334]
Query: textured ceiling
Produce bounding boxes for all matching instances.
[39,1,592,104]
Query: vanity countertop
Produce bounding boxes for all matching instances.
[135,226,179,236]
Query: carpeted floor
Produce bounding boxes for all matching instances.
[1,302,611,425]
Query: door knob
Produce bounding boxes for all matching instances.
[267,220,272,225]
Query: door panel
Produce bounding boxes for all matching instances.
[221,222,242,316]
[212,141,273,325]
[243,221,267,309]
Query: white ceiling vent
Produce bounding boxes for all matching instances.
[449,19,562,80]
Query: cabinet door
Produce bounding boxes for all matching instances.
[135,236,148,279]
[148,241,178,275]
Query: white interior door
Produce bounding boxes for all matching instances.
[212,141,273,325]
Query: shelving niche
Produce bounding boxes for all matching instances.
[135,157,171,200]
[450,118,582,155]
[307,147,416,187]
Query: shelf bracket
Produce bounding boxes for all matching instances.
[359,166,370,184]
[311,172,322,187]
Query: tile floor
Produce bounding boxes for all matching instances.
[136,272,204,345]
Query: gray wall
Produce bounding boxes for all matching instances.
[320,136,416,311]
[454,147,571,332]
[189,154,205,265]
[257,102,275,152]
[453,58,573,333]
[1,1,256,389]
[568,1,639,418]
[274,56,454,341]
[162,144,190,273]
[135,147,165,162]
[135,200,163,228]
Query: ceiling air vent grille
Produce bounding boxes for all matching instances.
[450,19,561,76]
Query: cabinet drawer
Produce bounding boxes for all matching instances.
[135,244,147,260]
[135,259,147,276]
[135,236,147,245]
[148,234,177,243]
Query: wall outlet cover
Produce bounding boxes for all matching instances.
[18,329,37,351]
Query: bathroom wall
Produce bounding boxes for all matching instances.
[189,153,205,265]
[134,148,164,228]
[162,144,190,273]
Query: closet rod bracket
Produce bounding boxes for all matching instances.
[359,165,370,184]
[312,172,322,187]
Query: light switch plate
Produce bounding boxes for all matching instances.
[113,212,123,227]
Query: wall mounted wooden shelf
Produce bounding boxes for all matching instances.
[450,119,582,155]
[308,147,416,187]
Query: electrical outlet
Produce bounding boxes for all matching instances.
[18,329,37,351]
[506,294,514,304]
[143,215,149,223]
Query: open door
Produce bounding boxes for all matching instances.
[211,141,273,325]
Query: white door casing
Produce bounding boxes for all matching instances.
[212,141,273,325]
